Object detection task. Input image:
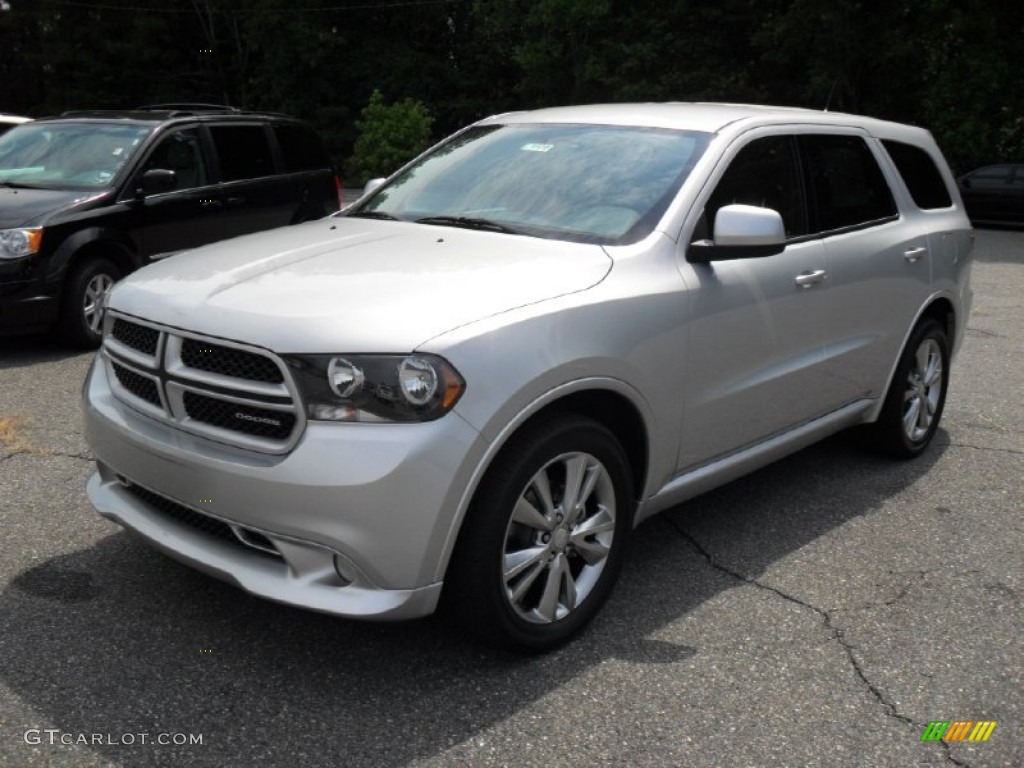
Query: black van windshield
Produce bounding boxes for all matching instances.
[0,122,153,189]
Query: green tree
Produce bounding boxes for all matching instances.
[348,89,434,183]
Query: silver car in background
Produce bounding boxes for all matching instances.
[83,103,973,650]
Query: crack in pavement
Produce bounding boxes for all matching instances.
[965,327,1003,338]
[0,449,30,464]
[937,442,1024,457]
[0,449,93,464]
[661,516,972,767]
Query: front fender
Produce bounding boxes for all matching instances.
[429,375,656,585]
[45,226,142,289]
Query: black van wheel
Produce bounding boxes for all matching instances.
[56,257,120,348]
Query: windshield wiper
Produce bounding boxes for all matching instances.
[347,209,401,221]
[0,180,34,189]
[415,215,521,235]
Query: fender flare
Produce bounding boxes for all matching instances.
[430,376,655,583]
[45,227,143,292]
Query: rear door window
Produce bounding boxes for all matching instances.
[800,135,898,233]
[274,124,329,172]
[209,125,275,181]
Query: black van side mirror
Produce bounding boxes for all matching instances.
[136,168,177,197]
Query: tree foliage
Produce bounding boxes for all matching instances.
[0,0,1020,174]
[348,89,434,182]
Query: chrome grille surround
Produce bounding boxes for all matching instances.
[101,310,304,454]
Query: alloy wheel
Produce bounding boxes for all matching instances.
[83,272,114,333]
[502,451,617,624]
[902,338,944,442]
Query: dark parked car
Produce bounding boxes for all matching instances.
[957,163,1024,225]
[0,105,341,346]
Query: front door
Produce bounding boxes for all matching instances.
[131,127,227,259]
[678,134,834,469]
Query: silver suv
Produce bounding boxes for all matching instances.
[83,104,973,650]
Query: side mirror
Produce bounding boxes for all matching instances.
[362,178,386,197]
[136,168,177,197]
[687,204,786,263]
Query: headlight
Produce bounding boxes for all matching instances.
[284,353,465,422]
[0,227,43,259]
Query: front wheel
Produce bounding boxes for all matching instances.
[863,318,950,458]
[443,414,634,651]
[56,257,120,348]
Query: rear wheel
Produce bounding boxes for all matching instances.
[56,257,120,348]
[863,318,949,458]
[444,414,634,651]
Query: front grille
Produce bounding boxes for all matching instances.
[112,318,159,355]
[102,312,302,453]
[181,338,283,383]
[124,483,279,559]
[111,362,161,406]
[183,391,295,440]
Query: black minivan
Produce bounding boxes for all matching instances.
[0,105,340,346]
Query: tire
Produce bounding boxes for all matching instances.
[443,414,634,652]
[863,318,949,458]
[55,257,120,348]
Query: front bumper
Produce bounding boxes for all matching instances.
[84,355,486,620]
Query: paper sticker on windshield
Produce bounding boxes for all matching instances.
[521,143,554,153]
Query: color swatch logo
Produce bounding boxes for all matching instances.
[921,721,997,742]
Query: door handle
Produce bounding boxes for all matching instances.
[904,246,927,263]
[225,196,246,206]
[794,269,828,288]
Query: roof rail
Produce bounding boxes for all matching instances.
[58,109,158,119]
[136,103,242,115]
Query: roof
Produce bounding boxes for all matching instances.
[483,102,929,139]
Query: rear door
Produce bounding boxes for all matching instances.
[206,123,296,238]
[800,132,928,404]
[271,122,338,220]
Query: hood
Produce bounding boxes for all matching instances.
[0,186,104,228]
[0,186,103,228]
[109,217,612,352]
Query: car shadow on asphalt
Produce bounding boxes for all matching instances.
[0,431,946,765]
[0,333,87,369]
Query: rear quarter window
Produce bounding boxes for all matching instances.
[882,140,953,210]
[274,124,329,172]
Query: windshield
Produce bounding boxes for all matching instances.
[0,122,152,189]
[352,123,711,244]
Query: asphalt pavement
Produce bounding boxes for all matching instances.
[0,229,1020,768]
